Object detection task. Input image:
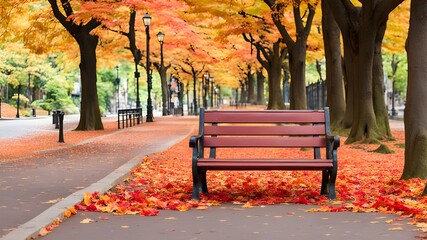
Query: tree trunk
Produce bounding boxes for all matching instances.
[48,0,103,131]
[288,42,307,110]
[266,42,285,110]
[346,13,379,144]
[160,65,168,116]
[402,0,427,180]
[247,67,256,104]
[373,25,392,139]
[249,37,285,110]
[322,0,345,128]
[75,34,104,130]
[267,62,285,110]
[256,69,265,105]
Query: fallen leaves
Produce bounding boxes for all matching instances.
[75,130,427,230]
[63,206,77,218]
[38,218,62,237]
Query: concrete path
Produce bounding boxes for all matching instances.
[0,116,196,239]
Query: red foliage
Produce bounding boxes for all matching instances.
[79,130,427,225]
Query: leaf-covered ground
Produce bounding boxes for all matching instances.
[78,130,427,229]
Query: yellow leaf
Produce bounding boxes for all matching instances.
[38,228,50,237]
[388,227,403,231]
[242,202,253,208]
[42,198,63,204]
[177,205,190,211]
[83,192,92,206]
[80,218,95,224]
[121,226,129,228]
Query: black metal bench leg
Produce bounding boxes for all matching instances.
[321,170,329,195]
[328,168,337,200]
[192,165,202,200]
[201,170,208,193]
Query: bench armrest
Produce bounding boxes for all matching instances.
[326,135,340,160]
[189,134,204,159]
[326,135,340,149]
[189,134,202,148]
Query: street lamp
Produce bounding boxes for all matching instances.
[203,72,209,108]
[134,49,142,109]
[27,73,32,103]
[209,76,214,108]
[115,66,120,112]
[16,84,21,118]
[143,12,154,122]
[157,31,167,115]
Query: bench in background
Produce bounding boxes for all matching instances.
[118,108,143,129]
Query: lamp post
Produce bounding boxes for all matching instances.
[143,12,154,122]
[209,76,214,108]
[157,31,167,116]
[134,49,142,109]
[16,84,21,118]
[115,66,120,112]
[168,77,172,115]
[27,73,32,104]
[203,72,209,108]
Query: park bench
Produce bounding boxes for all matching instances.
[189,107,339,200]
[118,108,143,129]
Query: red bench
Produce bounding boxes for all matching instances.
[189,108,339,200]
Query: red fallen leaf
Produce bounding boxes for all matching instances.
[75,204,87,211]
[86,204,97,211]
[140,208,159,216]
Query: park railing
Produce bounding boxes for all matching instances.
[118,108,143,129]
[306,80,327,110]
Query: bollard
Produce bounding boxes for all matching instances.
[58,111,64,143]
[55,110,62,129]
[32,107,36,117]
[52,110,57,124]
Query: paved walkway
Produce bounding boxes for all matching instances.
[0,116,197,239]
[0,115,421,240]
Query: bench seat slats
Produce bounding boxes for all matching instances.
[204,137,327,148]
[197,159,333,170]
[204,111,325,123]
[204,125,326,136]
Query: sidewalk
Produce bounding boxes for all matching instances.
[0,116,197,239]
[0,115,421,240]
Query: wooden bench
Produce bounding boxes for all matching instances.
[189,107,339,200]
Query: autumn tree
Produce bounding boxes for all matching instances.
[402,0,427,181]
[263,0,317,110]
[243,34,286,109]
[321,0,345,129]
[325,0,403,143]
[47,0,104,130]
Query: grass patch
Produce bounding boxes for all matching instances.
[395,143,405,148]
[370,144,395,154]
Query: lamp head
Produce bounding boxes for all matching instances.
[157,32,165,43]
[143,13,151,27]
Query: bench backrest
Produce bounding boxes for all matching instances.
[199,108,331,158]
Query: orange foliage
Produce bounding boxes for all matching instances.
[78,130,427,225]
